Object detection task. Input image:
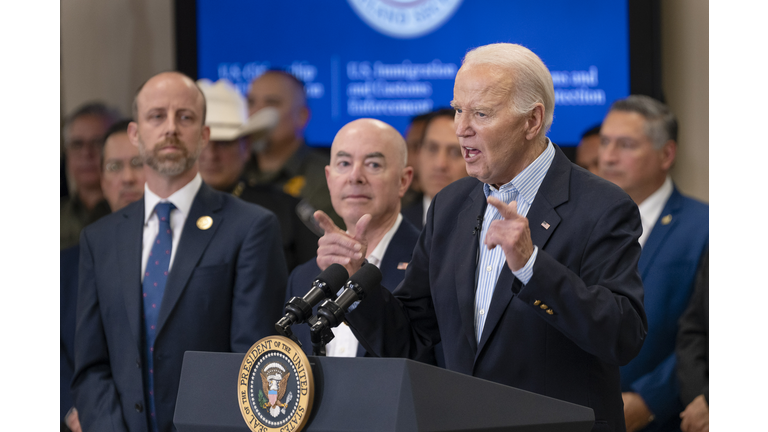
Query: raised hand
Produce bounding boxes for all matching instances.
[314,210,371,276]
[484,196,534,272]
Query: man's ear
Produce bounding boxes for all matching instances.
[200,125,211,150]
[525,104,545,141]
[399,166,414,197]
[660,140,677,171]
[299,106,310,130]
[127,122,140,148]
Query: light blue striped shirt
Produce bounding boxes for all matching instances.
[474,140,555,341]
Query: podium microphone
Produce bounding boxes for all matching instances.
[310,263,382,335]
[275,264,349,339]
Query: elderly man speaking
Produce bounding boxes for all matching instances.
[315,43,648,432]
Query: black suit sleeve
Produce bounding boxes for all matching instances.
[71,230,130,432]
[676,250,709,405]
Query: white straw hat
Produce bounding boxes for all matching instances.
[197,79,279,141]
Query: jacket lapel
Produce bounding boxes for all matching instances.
[118,200,146,352]
[454,182,486,354]
[156,184,223,336]
[638,186,682,277]
[476,146,570,356]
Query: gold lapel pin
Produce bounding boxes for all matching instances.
[541,221,550,230]
[661,214,672,225]
[197,216,213,230]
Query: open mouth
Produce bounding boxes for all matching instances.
[463,146,481,160]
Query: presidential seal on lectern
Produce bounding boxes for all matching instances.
[238,336,314,432]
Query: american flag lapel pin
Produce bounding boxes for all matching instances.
[541,221,550,230]
[397,262,408,270]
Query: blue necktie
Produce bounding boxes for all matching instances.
[142,202,175,431]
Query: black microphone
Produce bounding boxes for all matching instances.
[472,215,484,235]
[275,264,349,339]
[310,263,382,336]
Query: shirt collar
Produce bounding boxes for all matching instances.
[367,213,403,268]
[637,176,674,245]
[143,173,203,224]
[483,139,555,206]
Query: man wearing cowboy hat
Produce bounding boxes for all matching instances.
[197,78,319,271]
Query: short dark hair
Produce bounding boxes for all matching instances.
[103,119,133,144]
[132,71,207,124]
[100,119,133,168]
[609,95,678,149]
[419,108,457,148]
[63,102,120,141]
[256,69,307,106]
[580,123,602,140]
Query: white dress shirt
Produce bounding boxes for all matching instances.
[637,176,673,248]
[422,195,432,227]
[325,214,404,357]
[141,173,203,281]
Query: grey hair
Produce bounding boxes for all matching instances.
[462,43,555,139]
[609,95,678,149]
[62,102,121,141]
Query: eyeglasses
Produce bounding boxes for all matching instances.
[104,157,144,173]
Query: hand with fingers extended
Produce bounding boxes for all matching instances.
[484,197,534,272]
[314,210,371,276]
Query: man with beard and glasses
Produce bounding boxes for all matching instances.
[72,71,288,432]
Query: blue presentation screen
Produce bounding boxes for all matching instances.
[197,0,628,146]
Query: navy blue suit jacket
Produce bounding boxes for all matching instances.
[401,194,424,230]
[61,245,80,423]
[620,186,708,432]
[285,217,441,360]
[72,183,288,432]
[347,146,648,432]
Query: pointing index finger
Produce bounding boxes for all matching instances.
[314,210,342,234]
[487,196,520,220]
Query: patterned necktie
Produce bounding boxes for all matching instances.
[142,201,175,431]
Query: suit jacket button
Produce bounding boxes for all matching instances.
[546,309,554,315]
[533,300,541,306]
[539,304,548,310]
[135,402,143,413]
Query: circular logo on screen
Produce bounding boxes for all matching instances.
[238,336,314,432]
[347,0,463,39]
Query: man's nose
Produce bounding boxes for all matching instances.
[122,163,138,183]
[435,149,449,170]
[348,162,366,184]
[163,115,179,137]
[455,115,472,138]
[598,141,618,167]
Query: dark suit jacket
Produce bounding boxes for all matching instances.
[620,187,708,432]
[676,250,708,406]
[61,245,80,424]
[234,181,319,272]
[286,217,430,359]
[72,183,288,432]
[347,146,647,432]
[401,193,424,230]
